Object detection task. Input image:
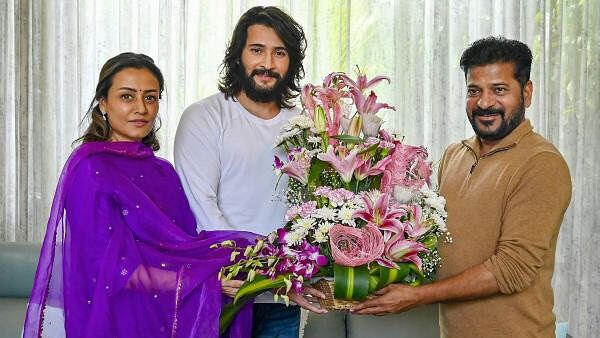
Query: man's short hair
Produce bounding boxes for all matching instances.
[460,36,532,89]
[218,6,307,108]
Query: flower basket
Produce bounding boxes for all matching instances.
[312,278,359,311]
[216,70,451,333]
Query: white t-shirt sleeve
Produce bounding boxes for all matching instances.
[174,101,232,231]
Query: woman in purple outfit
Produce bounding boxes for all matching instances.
[23,53,255,337]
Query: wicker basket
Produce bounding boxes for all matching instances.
[312,279,359,311]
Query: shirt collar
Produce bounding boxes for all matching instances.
[463,119,534,156]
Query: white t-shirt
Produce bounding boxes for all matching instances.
[174,93,298,236]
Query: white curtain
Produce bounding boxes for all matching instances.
[1,0,598,336]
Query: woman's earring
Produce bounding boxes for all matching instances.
[101,111,107,120]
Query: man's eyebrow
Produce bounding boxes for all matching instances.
[247,43,287,50]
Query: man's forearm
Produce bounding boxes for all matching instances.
[417,263,500,305]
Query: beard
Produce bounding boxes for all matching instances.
[241,68,288,103]
[468,98,526,141]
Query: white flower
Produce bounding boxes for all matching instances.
[288,115,314,129]
[313,231,329,243]
[307,136,322,144]
[424,195,447,214]
[393,186,418,204]
[282,128,302,139]
[307,148,323,157]
[292,217,316,231]
[285,229,307,246]
[312,222,332,243]
[361,114,383,137]
[338,206,356,227]
[342,197,363,210]
[273,135,285,147]
[315,207,337,221]
[273,127,303,147]
[430,212,447,232]
[317,221,333,233]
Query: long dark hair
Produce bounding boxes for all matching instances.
[75,52,165,151]
[218,6,306,109]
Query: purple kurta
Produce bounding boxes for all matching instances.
[24,141,255,337]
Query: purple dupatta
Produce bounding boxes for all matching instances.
[23,141,256,337]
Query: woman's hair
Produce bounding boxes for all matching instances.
[75,52,165,151]
[218,6,307,109]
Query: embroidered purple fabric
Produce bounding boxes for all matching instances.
[23,141,256,337]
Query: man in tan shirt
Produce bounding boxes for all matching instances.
[352,37,572,337]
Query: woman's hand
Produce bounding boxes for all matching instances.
[288,286,328,314]
[221,279,245,298]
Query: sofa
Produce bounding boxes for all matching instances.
[0,242,40,338]
[303,304,439,338]
[302,297,570,338]
[0,242,569,338]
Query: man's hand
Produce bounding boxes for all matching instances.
[351,264,500,315]
[221,279,244,298]
[350,284,422,315]
[288,286,328,314]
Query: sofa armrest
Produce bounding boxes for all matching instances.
[0,242,41,297]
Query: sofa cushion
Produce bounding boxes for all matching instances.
[0,242,40,297]
[0,297,27,338]
[303,304,439,338]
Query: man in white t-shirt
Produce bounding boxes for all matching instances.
[174,6,326,338]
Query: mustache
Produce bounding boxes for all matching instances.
[250,68,281,79]
[472,107,504,117]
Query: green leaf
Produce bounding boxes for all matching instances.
[421,234,438,250]
[408,262,425,279]
[219,297,252,335]
[376,264,411,289]
[333,264,370,300]
[331,134,364,144]
[220,274,289,334]
[233,274,288,304]
[358,142,379,155]
[368,274,380,293]
[308,158,329,186]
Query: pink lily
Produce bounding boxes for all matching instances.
[353,191,406,238]
[322,72,344,87]
[316,145,363,183]
[301,84,316,116]
[314,87,346,137]
[337,73,390,92]
[277,149,311,184]
[381,142,433,193]
[403,204,430,238]
[351,89,395,115]
[281,161,309,185]
[383,233,429,270]
[354,155,392,181]
[379,129,395,142]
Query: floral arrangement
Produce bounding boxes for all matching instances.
[217,70,449,332]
